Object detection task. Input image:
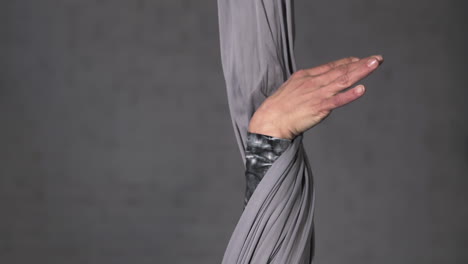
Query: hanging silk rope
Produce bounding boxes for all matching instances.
[217,0,316,263]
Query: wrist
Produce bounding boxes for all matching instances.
[248,119,294,140]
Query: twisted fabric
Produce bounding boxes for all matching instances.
[217,0,316,263]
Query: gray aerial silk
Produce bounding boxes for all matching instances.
[217,0,315,263]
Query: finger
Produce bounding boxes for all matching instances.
[323,55,383,95]
[302,56,360,76]
[321,84,366,110]
[313,55,383,88]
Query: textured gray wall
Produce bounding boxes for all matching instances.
[0,0,466,263]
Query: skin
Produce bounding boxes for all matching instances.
[248,55,384,140]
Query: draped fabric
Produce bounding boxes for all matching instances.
[217,0,316,263]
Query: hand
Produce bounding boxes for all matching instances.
[248,55,384,140]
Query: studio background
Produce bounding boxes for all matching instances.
[1,0,467,263]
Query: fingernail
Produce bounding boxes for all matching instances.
[367,58,378,67]
[356,85,365,94]
[351,57,360,62]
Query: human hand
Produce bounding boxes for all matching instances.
[248,55,384,140]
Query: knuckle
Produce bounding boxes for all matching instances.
[317,100,332,116]
[293,69,307,78]
[325,61,335,70]
[337,73,350,85]
[337,64,349,75]
[305,77,317,86]
[319,109,331,118]
[331,95,343,108]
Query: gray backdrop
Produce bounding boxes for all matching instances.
[0,0,466,263]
